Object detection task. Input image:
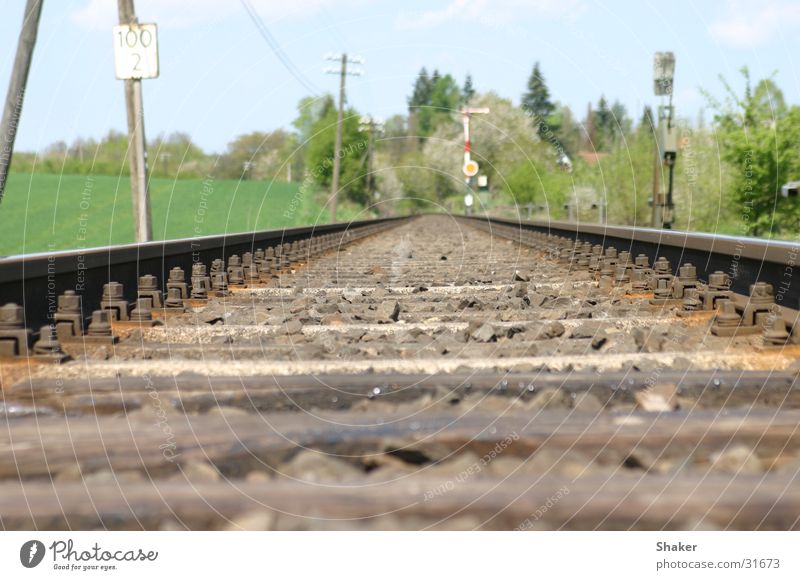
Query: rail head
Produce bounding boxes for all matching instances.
[467,215,800,266]
[0,215,409,331]
[461,214,800,311]
[0,216,407,280]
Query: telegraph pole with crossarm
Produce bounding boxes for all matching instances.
[324,53,364,223]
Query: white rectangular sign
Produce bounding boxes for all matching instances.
[113,23,159,80]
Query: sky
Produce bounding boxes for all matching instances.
[0,0,798,154]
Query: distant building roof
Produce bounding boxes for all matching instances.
[579,151,608,165]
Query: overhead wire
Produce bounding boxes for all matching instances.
[239,0,321,96]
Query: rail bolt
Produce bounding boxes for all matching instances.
[168,267,186,283]
[164,288,186,310]
[138,275,163,308]
[654,277,671,298]
[763,316,790,345]
[708,271,730,290]
[0,303,25,328]
[682,288,701,311]
[679,263,697,281]
[0,303,30,356]
[58,290,81,313]
[138,275,158,291]
[54,291,84,339]
[714,300,741,327]
[654,257,671,274]
[33,325,68,361]
[130,298,154,322]
[750,281,774,302]
[87,310,113,336]
[102,282,124,301]
[191,277,210,299]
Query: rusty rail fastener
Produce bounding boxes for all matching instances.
[672,263,699,300]
[763,315,790,346]
[167,267,189,299]
[130,298,158,326]
[701,271,732,310]
[649,257,673,303]
[101,282,129,321]
[211,272,230,296]
[0,303,31,357]
[33,325,69,363]
[227,255,245,286]
[191,263,211,300]
[138,275,163,309]
[711,282,776,336]
[54,290,83,340]
[85,310,118,344]
[164,288,186,311]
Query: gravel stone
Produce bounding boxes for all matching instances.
[376,300,401,322]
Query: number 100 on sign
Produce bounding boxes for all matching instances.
[113,23,159,80]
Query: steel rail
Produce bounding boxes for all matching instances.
[465,215,800,309]
[0,216,406,330]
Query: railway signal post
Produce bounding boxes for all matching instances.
[652,51,677,229]
[460,107,489,215]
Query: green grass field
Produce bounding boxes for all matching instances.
[0,173,350,256]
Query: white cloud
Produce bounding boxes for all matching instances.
[71,0,365,31]
[708,0,800,49]
[397,0,587,29]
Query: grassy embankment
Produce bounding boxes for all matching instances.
[0,173,357,256]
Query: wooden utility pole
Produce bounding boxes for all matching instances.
[0,0,44,203]
[117,0,152,242]
[325,53,363,223]
[330,53,347,223]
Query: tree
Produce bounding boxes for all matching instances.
[706,68,800,236]
[521,62,556,133]
[572,127,654,225]
[592,96,614,151]
[550,104,581,157]
[408,68,434,108]
[216,130,294,180]
[610,100,632,137]
[640,105,656,133]
[395,150,443,209]
[381,114,409,161]
[416,73,461,137]
[462,74,475,103]
[304,105,369,204]
[292,95,335,146]
[149,132,207,178]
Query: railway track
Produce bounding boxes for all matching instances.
[1,214,800,530]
